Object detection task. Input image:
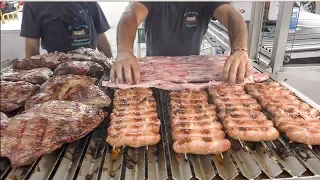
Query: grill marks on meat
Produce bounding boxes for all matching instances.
[170,90,230,154]
[0,100,105,167]
[25,75,110,109]
[106,88,161,148]
[0,112,9,130]
[209,85,279,142]
[13,52,65,70]
[0,81,39,112]
[245,82,320,145]
[53,61,104,77]
[1,68,53,84]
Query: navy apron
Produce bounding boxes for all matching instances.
[42,3,98,53]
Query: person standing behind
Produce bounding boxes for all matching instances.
[111,2,251,85]
[20,2,112,58]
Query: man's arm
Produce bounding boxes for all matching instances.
[20,2,41,58]
[97,33,112,58]
[213,4,251,84]
[25,38,40,58]
[110,2,149,84]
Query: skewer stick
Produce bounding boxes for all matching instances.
[270,141,277,148]
[184,153,188,160]
[307,144,312,150]
[146,145,148,151]
[220,153,224,159]
[238,136,244,147]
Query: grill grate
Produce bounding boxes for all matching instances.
[1,88,320,180]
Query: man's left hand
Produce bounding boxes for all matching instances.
[223,50,252,84]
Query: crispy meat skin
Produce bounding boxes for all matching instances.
[60,47,111,68]
[13,52,65,70]
[0,112,9,130]
[25,75,110,109]
[106,88,161,148]
[53,61,104,77]
[0,81,39,112]
[0,100,105,167]
[1,68,53,84]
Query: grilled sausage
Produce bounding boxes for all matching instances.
[173,137,231,154]
[222,120,274,129]
[171,115,217,123]
[214,98,258,106]
[172,129,225,141]
[171,104,216,112]
[286,127,320,145]
[266,104,318,117]
[170,91,208,101]
[219,110,266,121]
[108,122,161,135]
[227,127,279,141]
[217,103,262,112]
[171,121,222,131]
[110,112,158,120]
[106,132,161,148]
[110,117,160,126]
[114,88,153,97]
[276,121,320,132]
[112,103,157,112]
[113,97,156,107]
[170,99,208,106]
[273,114,320,124]
[259,99,301,109]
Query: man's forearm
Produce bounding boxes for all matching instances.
[97,33,113,58]
[227,12,248,51]
[25,38,40,58]
[116,11,138,55]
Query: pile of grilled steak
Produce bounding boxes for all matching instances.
[209,85,280,142]
[245,82,320,145]
[0,100,105,167]
[169,89,231,154]
[106,88,161,148]
[0,47,112,167]
[0,81,39,112]
[25,75,111,109]
[12,47,111,77]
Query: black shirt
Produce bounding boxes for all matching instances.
[20,2,110,53]
[141,2,229,56]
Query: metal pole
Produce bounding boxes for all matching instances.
[270,1,294,74]
[316,1,320,15]
[248,2,265,60]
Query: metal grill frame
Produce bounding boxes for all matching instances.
[1,67,320,180]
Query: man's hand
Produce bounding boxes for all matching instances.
[110,52,141,84]
[223,50,252,84]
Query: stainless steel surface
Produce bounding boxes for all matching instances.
[248,2,265,60]
[1,68,320,180]
[270,1,294,75]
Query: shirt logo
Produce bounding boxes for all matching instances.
[184,11,198,28]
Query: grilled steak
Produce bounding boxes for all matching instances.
[0,100,105,167]
[0,81,39,112]
[1,68,53,84]
[0,112,9,130]
[106,88,161,148]
[13,52,65,70]
[61,47,112,68]
[53,61,104,77]
[25,75,110,109]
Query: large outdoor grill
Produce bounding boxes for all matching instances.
[1,65,320,180]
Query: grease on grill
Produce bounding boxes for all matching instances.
[126,154,137,169]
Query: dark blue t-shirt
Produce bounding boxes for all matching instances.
[20,2,110,53]
[141,2,229,56]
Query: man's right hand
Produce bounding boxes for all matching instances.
[110,52,141,84]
